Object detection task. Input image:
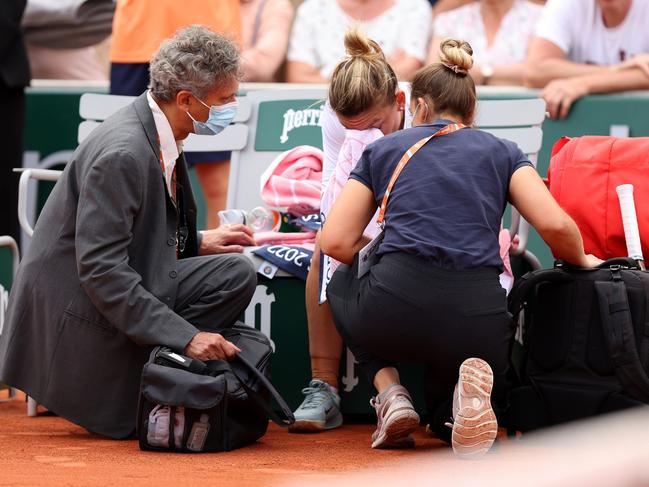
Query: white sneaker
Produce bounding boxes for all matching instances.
[289,380,343,432]
[450,358,498,458]
[370,384,419,449]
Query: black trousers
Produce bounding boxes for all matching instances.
[0,83,25,244]
[174,253,257,332]
[327,252,514,441]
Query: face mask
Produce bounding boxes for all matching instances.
[186,96,238,136]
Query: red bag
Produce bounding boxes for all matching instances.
[548,136,649,260]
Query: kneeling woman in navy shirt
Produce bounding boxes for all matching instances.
[321,38,602,456]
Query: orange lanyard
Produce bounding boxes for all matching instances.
[377,123,466,228]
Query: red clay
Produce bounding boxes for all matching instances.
[0,392,450,486]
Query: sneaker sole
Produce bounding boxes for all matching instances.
[452,358,498,459]
[371,408,420,449]
[288,412,343,433]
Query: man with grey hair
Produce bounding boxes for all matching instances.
[0,25,257,438]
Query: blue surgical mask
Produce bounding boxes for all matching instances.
[187,96,238,136]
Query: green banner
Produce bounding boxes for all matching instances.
[255,99,325,151]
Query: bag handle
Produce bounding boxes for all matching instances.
[507,258,640,319]
[507,267,573,318]
[208,355,295,427]
[595,277,649,402]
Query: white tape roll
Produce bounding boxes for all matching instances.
[616,184,644,261]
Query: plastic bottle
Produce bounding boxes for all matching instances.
[186,413,210,452]
[248,207,280,232]
[218,207,280,232]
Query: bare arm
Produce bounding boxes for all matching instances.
[432,0,473,15]
[542,67,649,119]
[285,60,329,83]
[509,166,600,267]
[524,37,610,88]
[388,49,424,81]
[241,0,294,82]
[320,180,376,264]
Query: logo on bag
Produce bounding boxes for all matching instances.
[280,107,324,144]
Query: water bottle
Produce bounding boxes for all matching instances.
[218,207,279,232]
[248,207,279,232]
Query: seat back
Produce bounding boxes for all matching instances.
[475,98,546,261]
[226,88,328,211]
[77,93,251,152]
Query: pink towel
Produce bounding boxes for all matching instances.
[254,231,316,246]
[260,145,324,215]
[321,128,383,220]
[499,228,514,294]
[322,129,383,276]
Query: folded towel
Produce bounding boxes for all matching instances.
[260,145,323,215]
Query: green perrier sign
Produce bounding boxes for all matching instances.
[255,99,325,151]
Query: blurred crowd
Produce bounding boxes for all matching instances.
[1,0,648,240]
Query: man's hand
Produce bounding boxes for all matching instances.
[185,331,241,361]
[541,77,589,119]
[615,54,649,78]
[199,224,255,255]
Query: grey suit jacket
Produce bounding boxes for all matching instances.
[0,94,201,438]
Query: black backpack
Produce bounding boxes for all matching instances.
[506,258,649,432]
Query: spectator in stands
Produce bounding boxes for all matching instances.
[525,0,649,119]
[427,0,544,85]
[321,38,602,454]
[430,0,545,13]
[110,0,242,229]
[240,0,294,82]
[289,29,410,435]
[0,26,257,439]
[0,1,30,246]
[286,0,432,83]
[21,0,114,81]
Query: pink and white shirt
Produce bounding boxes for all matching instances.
[433,0,543,66]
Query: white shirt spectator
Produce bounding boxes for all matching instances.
[288,0,432,80]
[433,0,543,66]
[536,0,649,65]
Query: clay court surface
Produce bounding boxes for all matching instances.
[0,391,456,486]
[4,390,649,486]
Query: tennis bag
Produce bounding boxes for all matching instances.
[548,136,649,260]
[506,258,649,432]
[137,322,294,452]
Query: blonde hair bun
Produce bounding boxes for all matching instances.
[344,28,386,61]
[439,38,473,75]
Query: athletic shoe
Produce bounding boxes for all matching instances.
[289,379,343,432]
[370,384,420,449]
[449,357,498,458]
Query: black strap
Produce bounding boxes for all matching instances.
[230,354,295,427]
[639,275,649,370]
[595,279,649,402]
[207,356,294,427]
[508,267,573,318]
[507,258,639,319]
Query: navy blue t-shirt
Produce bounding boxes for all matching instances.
[350,120,532,271]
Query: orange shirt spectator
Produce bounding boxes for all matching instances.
[110,0,241,63]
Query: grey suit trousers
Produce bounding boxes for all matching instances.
[174,253,257,333]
